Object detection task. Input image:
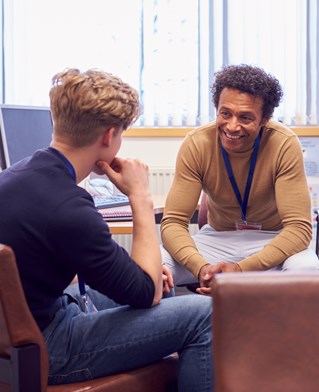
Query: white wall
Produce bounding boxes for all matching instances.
[119,137,184,168]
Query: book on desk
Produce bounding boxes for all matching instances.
[92,193,169,225]
[93,194,132,221]
[99,207,133,221]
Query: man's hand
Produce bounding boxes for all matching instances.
[96,157,150,198]
[162,264,174,294]
[196,262,241,296]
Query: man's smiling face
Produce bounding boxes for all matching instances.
[216,87,267,154]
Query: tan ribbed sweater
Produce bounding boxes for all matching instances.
[161,120,312,278]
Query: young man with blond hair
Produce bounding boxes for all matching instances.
[0,68,213,391]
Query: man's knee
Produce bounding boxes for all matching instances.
[281,249,319,271]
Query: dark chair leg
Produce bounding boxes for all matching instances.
[11,344,42,392]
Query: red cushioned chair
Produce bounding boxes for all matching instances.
[0,244,178,392]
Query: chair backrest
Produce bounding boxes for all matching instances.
[212,271,319,392]
[0,244,48,392]
[198,192,208,229]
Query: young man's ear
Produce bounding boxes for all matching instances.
[101,127,115,147]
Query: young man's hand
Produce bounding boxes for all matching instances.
[96,157,150,198]
[162,264,174,294]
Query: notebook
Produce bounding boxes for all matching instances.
[99,207,132,221]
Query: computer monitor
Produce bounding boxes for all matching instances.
[0,105,53,170]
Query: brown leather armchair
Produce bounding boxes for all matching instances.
[0,245,178,392]
[212,271,319,392]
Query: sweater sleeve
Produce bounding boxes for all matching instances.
[238,135,313,271]
[161,134,210,278]
[47,195,155,308]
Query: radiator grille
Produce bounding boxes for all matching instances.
[148,167,175,196]
[112,167,198,249]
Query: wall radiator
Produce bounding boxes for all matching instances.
[148,167,175,197]
[112,167,199,250]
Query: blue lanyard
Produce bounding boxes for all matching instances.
[49,147,86,296]
[221,130,263,222]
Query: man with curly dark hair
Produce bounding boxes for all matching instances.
[161,64,319,295]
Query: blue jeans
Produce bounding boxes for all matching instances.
[43,285,213,392]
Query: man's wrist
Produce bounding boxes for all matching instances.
[198,263,211,280]
[235,263,242,272]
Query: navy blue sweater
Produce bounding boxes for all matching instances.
[0,148,154,330]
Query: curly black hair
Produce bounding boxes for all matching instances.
[211,64,283,120]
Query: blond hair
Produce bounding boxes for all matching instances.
[49,68,141,147]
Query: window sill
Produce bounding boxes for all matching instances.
[124,126,319,138]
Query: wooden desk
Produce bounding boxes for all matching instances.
[105,195,166,235]
[105,194,199,235]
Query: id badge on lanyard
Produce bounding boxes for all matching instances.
[221,129,263,231]
[235,220,262,231]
